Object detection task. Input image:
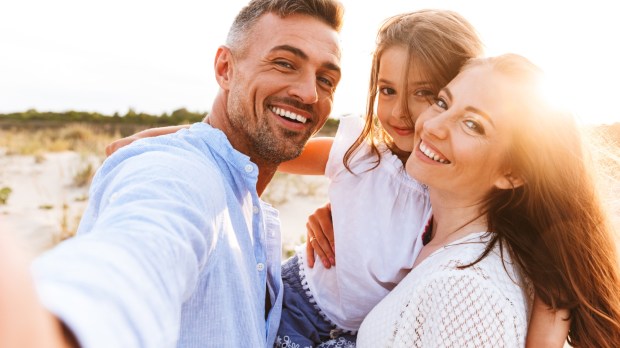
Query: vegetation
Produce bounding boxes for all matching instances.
[0,110,616,256]
[0,187,12,205]
[0,109,341,137]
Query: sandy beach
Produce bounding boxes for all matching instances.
[0,149,329,258]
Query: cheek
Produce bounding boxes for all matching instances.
[376,101,391,124]
[317,96,334,122]
[408,100,432,124]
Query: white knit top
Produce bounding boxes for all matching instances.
[356,232,533,347]
[296,116,432,331]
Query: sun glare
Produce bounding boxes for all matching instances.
[540,69,619,126]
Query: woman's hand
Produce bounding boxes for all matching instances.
[306,202,336,269]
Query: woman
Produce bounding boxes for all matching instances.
[354,54,620,347]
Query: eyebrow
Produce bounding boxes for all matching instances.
[270,44,341,75]
[441,87,495,127]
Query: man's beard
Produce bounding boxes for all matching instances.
[249,123,307,163]
[227,92,312,164]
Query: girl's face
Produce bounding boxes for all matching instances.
[405,64,519,202]
[376,46,436,152]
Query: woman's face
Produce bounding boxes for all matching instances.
[405,64,520,201]
[376,46,436,152]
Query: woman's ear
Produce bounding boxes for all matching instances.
[494,171,525,190]
[214,46,233,90]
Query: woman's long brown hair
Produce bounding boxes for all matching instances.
[467,54,620,346]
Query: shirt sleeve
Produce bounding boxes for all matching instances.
[392,272,521,347]
[31,149,223,348]
[325,115,365,180]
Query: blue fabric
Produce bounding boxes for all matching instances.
[277,256,356,348]
[31,122,283,348]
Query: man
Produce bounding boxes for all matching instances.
[3,0,344,347]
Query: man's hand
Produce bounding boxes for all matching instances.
[305,202,335,269]
[0,233,78,348]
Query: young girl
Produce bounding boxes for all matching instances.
[107,10,571,347]
[273,10,483,347]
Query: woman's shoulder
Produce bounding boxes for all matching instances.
[403,236,530,309]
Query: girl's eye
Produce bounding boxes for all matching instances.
[414,89,434,97]
[435,97,448,110]
[464,120,485,135]
[379,87,396,96]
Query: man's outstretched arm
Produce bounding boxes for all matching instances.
[0,232,78,348]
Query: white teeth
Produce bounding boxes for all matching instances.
[419,142,450,164]
[271,107,307,124]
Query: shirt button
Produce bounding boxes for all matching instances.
[252,205,259,214]
[109,192,119,203]
[244,164,253,173]
[256,263,265,271]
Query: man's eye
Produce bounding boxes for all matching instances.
[318,76,334,88]
[275,61,294,69]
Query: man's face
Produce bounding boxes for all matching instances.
[225,13,341,164]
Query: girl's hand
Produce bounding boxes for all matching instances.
[105,125,190,156]
[306,202,335,269]
[105,134,140,156]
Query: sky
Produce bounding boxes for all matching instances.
[1,0,619,125]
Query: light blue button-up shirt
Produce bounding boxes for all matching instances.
[32,122,283,347]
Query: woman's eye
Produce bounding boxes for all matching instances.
[464,120,485,135]
[435,98,448,110]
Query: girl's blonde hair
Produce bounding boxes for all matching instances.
[344,9,483,171]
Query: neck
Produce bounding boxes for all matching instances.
[254,161,278,196]
[427,189,488,246]
[205,102,279,197]
[387,143,411,166]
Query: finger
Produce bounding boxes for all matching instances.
[313,205,335,266]
[105,139,126,157]
[104,142,116,157]
[307,219,330,269]
[305,237,315,268]
[105,137,136,157]
[314,226,333,267]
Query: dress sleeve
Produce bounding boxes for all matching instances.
[324,115,365,180]
[392,272,522,347]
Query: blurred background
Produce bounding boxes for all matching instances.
[0,0,618,257]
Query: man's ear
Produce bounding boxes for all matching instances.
[214,46,233,90]
[494,171,525,190]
